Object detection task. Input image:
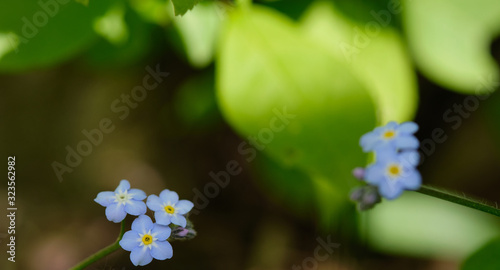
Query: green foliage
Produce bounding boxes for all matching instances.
[0,0,115,71]
[462,237,500,270]
[171,0,202,16]
[173,72,221,129]
[216,4,378,220]
[260,0,314,21]
[301,1,417,123]
[92,3,128,45]
[403,0,500,94]
[76,0,90,6]
[173,1,222,68]
[130,0,173,25]
[215,1,420,224]
[365,192,500,258]
[86,4,155,67]
[253,155,315,214]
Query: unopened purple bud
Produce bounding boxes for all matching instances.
[350,187,364,201]
[363,191,379,205]
[171,225,197,240]
[176,228,189,237]
[352,167,365,180]
[351,185,382,211]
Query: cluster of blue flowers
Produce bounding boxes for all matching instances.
[351,121,422,209]
[95,180,195,266]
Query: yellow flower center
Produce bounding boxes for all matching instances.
[165,205,175,214]
[383,130,396,139]
[387,164,402,178]
[142,234,153,245]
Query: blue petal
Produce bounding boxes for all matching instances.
[170,214,187,227]
[395,136,419,150]
[374,148,398,163]
[155,211,172,226]
[147,195,164,212]
[159,189,179,204]
[372,126,386,135]
[364,165,386,185]
[129,189,147,200]
[131,215,153,234]
[130,246,153,266]
[398,121,419,134]
[125,200,147,216]
[378,180,404,200]
[105,203,127,223]
[385,121,398,129]
[175,200,194,215]
[119,231,140,251]
[152,224,172,241]
[399,151,420,167]
[115,179,130,193]
[371,127,387,139]
[360,132,379,152]
[151,241,173,260]
[401,171,422,190]
[94,191,116,207]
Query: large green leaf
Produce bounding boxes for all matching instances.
[261,0,315,21]
[301,1,418,123]
[364,192,500,258]
[216,4,377,217]
[462,237,500,270]
[253,154,315,215]
[403,0,500,94]
[0,0,114,71]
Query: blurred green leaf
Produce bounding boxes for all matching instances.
[76,0,90,6]
[92,3,128,45]
[364,192,500,258]
[260,0,314,21]
[330,0,398,27]
[301,1,418,123]
[173,72,221,129]
[86,5,154,67]
[171,0,201,16]
[403,0,500,94]
[462,237,500,270]
[130,0,173,25]
[253,154,314,214]
[173,1,222,68]
[216,4,377,219]
[0,0,114,71]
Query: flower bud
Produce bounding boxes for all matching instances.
[352,167,365,180]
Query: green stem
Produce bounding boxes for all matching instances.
[70,220,126,270]
[417,185,500,217]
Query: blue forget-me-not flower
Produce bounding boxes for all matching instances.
[364,147,421,200]
[147,189,194,227]
[352,121,422,205]
[360,121,419,152]
[94,179,147,223]
[119,215,173,266]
